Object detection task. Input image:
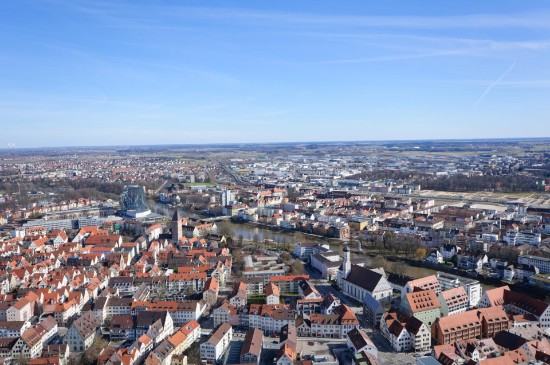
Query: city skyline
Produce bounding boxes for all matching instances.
[1,0,550,147]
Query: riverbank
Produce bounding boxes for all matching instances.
[149,201,550,298]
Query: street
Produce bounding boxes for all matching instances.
[306,263,419,365]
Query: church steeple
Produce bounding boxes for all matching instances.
[172,210,182,243]
[343,244,351,277]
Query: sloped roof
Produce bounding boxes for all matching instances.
[405,289,441,313]
[503,289,549,316]
[483,285,510,306]
[345,265,385,292]
[347,328,376,351]
[240,328,263,357]
[72,311,100,339]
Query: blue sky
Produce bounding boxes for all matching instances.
[1,1,550,147]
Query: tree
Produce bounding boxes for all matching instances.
[15,357,29,365]
[403,242,417,258]
[372,237,382,253]
[383,232,396,252]
[389,261,407,277]
[184,342,201,365]
[217,222,234,237]
[371,255,389,271]
[232,249,244,276]
[415,248,428,261]
[290,260,304,275]
[81,337,108,365]
[280,252,292,264]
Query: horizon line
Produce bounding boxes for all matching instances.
[1,136,549,152]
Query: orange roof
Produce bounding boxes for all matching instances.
[29,358,61,365]
[441,286,469,305]
[484,286,510,307]
[178,265,211,273]
[337,304,359,324]
[436,310,481,333]
[138,333,152,345]
[407,275,440,291]
[265,283,280,297]
[169,272,206,281]
[131,301,178,311]
[180,320,200,336]
[477,306,509,323]
[405,289,441,313]
[204,277,219,293]
[12,297,30,310]
[270,275,309,282]
[277,343,296,361]
[167,330,186,347]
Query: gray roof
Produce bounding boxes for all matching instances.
[416,356,442,365]
[72,311,100,339]
[362,292,384,311]
[346,265,386,292]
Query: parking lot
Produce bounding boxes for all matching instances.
[297,339,339,362]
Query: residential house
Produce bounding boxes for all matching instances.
[65,311,99,352]
[401,289,441,327]
[347,328,378,358]
[240,328,263,365]
[275,343,295,365]
[203,277,219,307]
[309,305,359,338]
[380,309,431,352]
[265,283,280,305]
[213,300,239,328]
[440,244,461,260]
[403,275,441,297]
[228,282,247,309]
[7,297,32,322]
[298,280,321,300]
[200,323,232,362]
[438,287,469,319]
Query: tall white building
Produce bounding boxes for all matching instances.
[221,190,235,206]
[200,323,233,362]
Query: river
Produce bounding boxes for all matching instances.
[149,200,495,289]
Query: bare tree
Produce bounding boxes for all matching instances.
[371,255,389,272]
[290,260,305,275]
[389,261,407,277]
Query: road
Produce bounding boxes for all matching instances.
[305,264,419,365]
[154,180,168,194]
[219,163,249,185]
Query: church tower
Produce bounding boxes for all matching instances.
[343,244,351,277]
[338,244,352,288]
[172,210,182,243]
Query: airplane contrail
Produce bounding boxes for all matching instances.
[475,60,517,107]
